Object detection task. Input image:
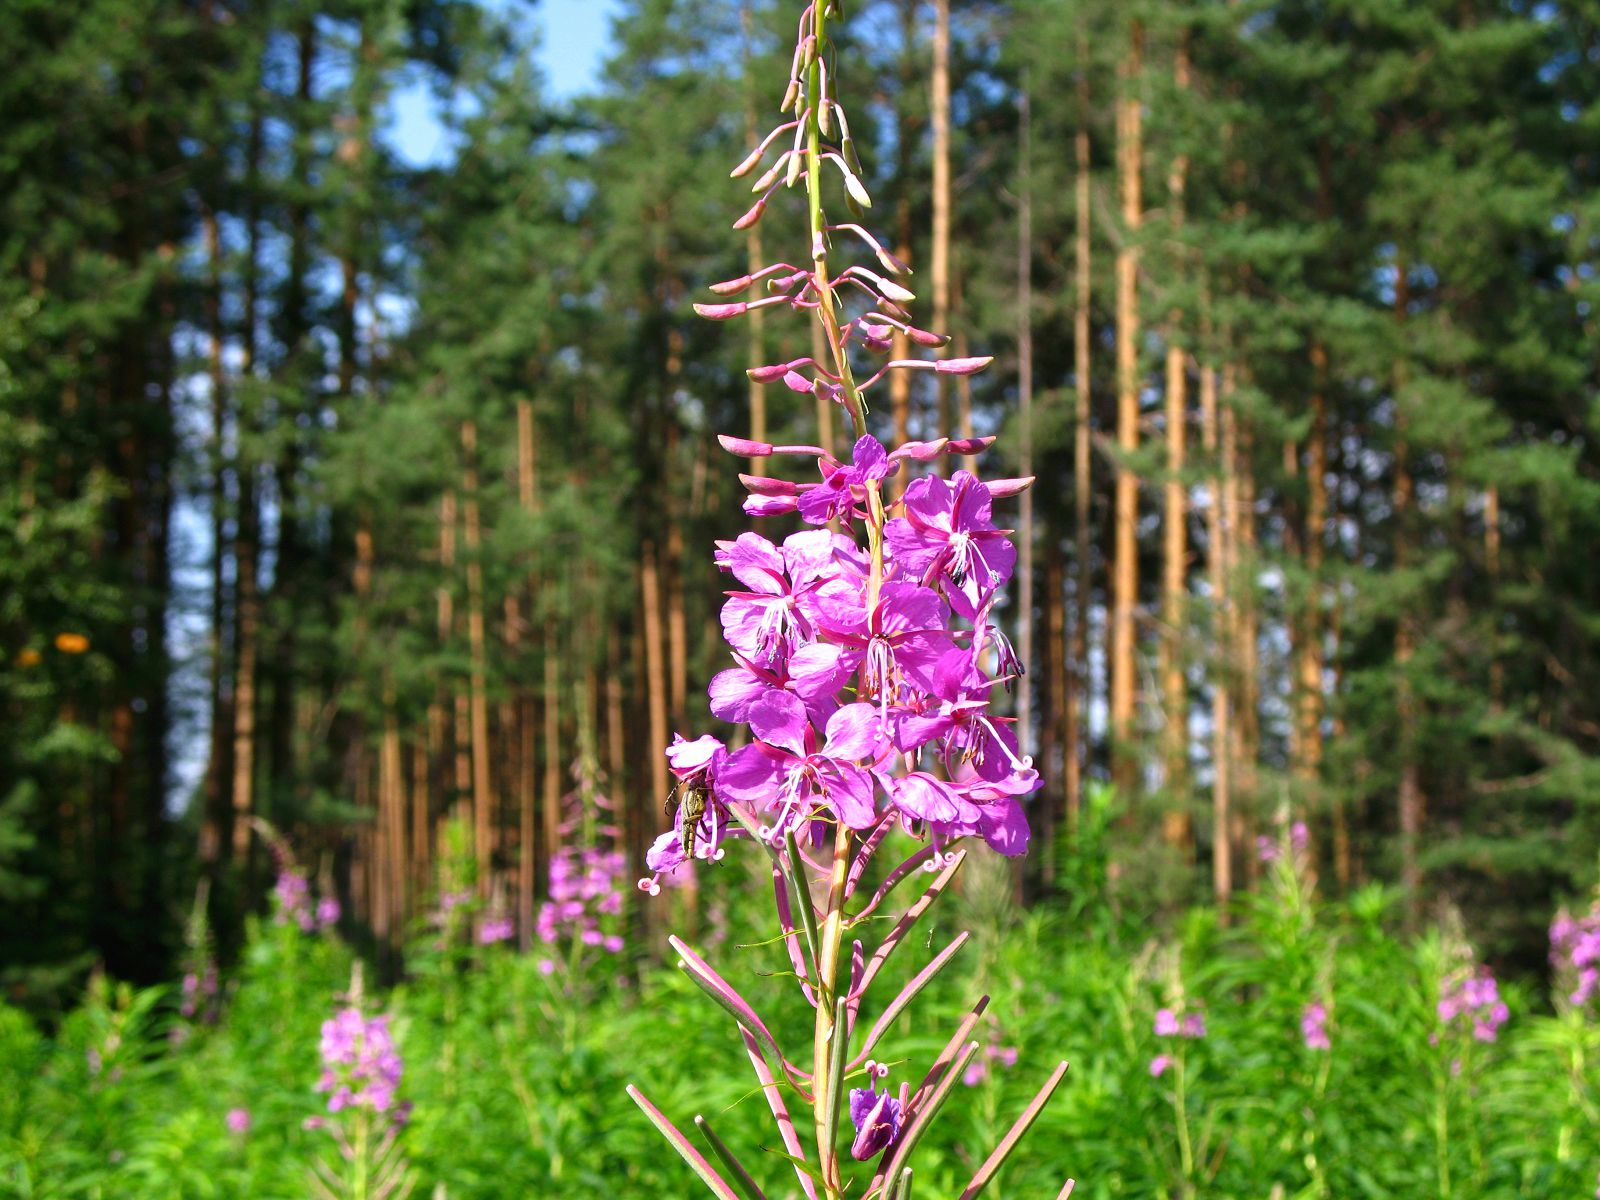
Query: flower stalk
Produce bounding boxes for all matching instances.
[636,4,1068,1197]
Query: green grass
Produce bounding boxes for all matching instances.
[3,858,1598,1199]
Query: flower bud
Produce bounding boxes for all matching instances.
[694,302,748,320]
[718,434,773,456]
[934,356,993,375]
[782,370,815,394]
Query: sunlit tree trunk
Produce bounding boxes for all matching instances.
[1068,38,1092,834]
[1201,347,1230,905]
[461,420,495,899]
[1112,18,1144,803]
[1393,259,1423,919]
[1160,36,1191,850]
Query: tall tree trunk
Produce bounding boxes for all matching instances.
[1485,484,1502,707]
[461,421,495,898]
[1201,350,1231,905]
[1296,352,1328,791]
[1160,36,1191,850]
[1068,37,1092,835]
[515,399,539,941]
[1393,260,1423,918]
[1234,401,1260,885]
[641,544,670,842]
[229,108,263,869]
[200,192,231,872]
[1111,19,1144,803]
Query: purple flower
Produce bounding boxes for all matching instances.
[226,1108,251,1135]
[885,471,1015,618]
[478,916,514,945]
[717,695,887,836]
[716,530,852,664]
[1154,1008,1180,1037]
[1181,1012,1206,1040]
[815,580,957,710]
[1438,966,1509,1044]
[316,897,341,930]
[847,1086,902,1160]
[798,435,893,526]
[315,1007,403,1119]
[1301,1002,1331,1052]
[1149,1054,1173,1078]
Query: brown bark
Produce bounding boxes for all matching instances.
[1201,351,1230,905]
[461,421,495,898]
[199,199,230,870]
[515,399,538,939]
[1111,19,1144,801]
[1160,38,1191,849]
[1233,398,1260,884]
[1485,484,1502,707]
[229,131,263,866]
[1295,351,1328,790]
[641,545,671,828]
[1068,40,1092,834]
[542,626,561,887]
[1393,261,1423,917]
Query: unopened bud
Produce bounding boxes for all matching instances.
[733,198,767,231]
[985,475,1036,497]
[694,302,747,320]
[719,435,773,456]
[844,170,873,209]
[934,356,994,375]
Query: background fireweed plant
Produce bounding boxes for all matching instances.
[624,5,1073,1199]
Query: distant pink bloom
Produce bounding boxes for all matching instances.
[478,916,514,945]
[1181,1012,1207,1040]
[226,1108,250,1134]
[1149,1054,1173,1078]
[1301,1002,1331,1051]
[1154,1008,1180,1037]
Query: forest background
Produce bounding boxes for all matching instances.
[3,0,1599,1010]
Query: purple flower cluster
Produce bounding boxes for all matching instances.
[315,1008,404,1118]
[1301,1001,1331,1051]
[1257,820,1309,865]
[537,845,627,956]
[1437,968,1509,1044]
[1551,902,1600,1009]
[478,916,515,945]
[273,867,339,933]
[179,965,218,1021]
[640,449,1038,892]
[962,1035,1020,1087]
[226,1107,251,1135]
[1150,1006,1206,1078]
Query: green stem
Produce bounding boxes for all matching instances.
[1173,1054,1195,1200]
[813,823,853,1199]
[353,1110,370,1200]
[1434,1065,1451,1200]
[802,0,883,607]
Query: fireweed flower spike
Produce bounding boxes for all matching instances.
[625,6,1069,1199]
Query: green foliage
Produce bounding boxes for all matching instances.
[2,871,1598,1198]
